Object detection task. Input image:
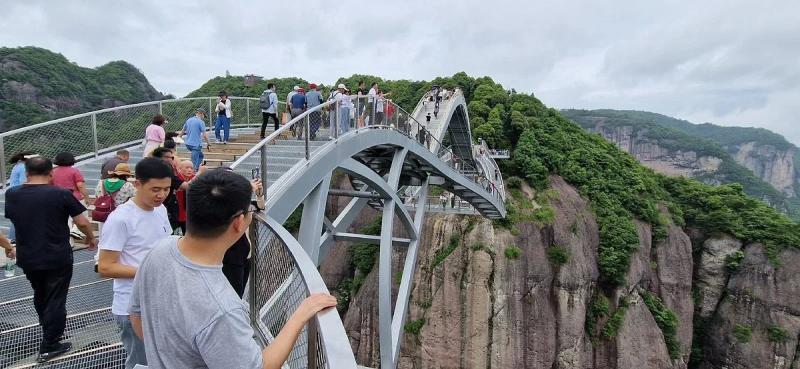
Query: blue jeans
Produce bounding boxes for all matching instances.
[338,107,350,136]
[8,223,15,242]
[215,115,230,142]
[115,315,147,369]
[186,144,204,170]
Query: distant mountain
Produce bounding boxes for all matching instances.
[562,109,800,220]
[0,46,168,131]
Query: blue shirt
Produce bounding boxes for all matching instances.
[305,90,323,108]
[10,162,26,187]
[182,117,206,147]
[290,93,306,109]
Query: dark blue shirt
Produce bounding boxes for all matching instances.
[290,93,306,109]
[5,184,86,271]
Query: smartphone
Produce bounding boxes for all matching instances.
[251,168,261,180]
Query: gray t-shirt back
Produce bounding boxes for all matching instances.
[129,236,262,369]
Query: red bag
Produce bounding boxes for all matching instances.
[92,186,120,222]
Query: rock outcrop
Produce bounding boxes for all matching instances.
[733,142,797,197]
[320,175,800,368]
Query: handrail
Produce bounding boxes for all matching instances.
[256,214,359,368]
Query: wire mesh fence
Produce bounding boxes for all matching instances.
[0,97,261,187]
[248,217,329,369]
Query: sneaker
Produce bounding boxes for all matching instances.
[37,342,72,363]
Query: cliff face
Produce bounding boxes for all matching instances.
[323,176,800,368]
[592,124,723,179]
[733,142,797,197]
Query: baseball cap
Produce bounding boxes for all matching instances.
[196,108,206,114]
[293,86,300,91]
[337,83,346,89]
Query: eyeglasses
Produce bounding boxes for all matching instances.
[229,203,260,220]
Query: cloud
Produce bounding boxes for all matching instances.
[1,0,799,143]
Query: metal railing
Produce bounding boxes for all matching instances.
[248,214,357,369]
[230,95,503,205]
[0,96,280,188]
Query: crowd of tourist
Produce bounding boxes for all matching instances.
[2,105,337,367]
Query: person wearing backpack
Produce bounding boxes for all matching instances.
[93,163,136,220]
[259,83,279,138]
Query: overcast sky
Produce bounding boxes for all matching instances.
[2,1,799,144]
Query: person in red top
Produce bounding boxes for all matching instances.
[175,160,195,234]
[52,152,92,238]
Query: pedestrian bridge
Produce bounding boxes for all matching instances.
[0,89,506,368]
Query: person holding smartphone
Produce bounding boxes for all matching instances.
[215,91,232,144]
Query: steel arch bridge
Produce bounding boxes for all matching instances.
[0,89,505,369]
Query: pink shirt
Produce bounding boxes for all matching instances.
[52,166,86,200]
[145,124,166,143]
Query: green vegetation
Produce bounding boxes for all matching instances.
[546,245,570,266]
[586,293,610,340]
[504,245,522,260]
[601,298,629,340]
[724,251,745,272]
[431,235,462,269]
[767,325,789,343]
[641,291,681,359]
[404,318,426,336]
[0,46,166,132]
[350,216,383,275]
[532,206,556,225]
[733,324,753,343]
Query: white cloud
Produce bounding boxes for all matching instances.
[1,0,799,143]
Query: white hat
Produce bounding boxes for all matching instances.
[293,86,300,91]
[337,83,346,89]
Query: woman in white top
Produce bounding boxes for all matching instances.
[214,91,233,144]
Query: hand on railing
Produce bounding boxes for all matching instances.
[292,293,338,322]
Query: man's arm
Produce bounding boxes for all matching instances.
[130,314,144,340]
[98,250,136,278]
[261,293,336,369]
[73,214,97,250]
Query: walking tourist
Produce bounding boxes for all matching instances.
[222,173,264,298]
[129,168,337,369]
[97,158,174,369]
[151,147,203,232]
[5,156,97,363]
[52,152,91,239]
[143,114,167,157]
[260,83,279,138]
[290,87,307,138]
[180,108,212,171]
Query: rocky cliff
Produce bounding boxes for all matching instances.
[733,142,797,197]
[323,176,800,369]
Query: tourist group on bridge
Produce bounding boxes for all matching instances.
[2,138,336,367]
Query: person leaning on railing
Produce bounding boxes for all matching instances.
[129,169,337,369]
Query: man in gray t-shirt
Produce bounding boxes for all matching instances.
[129,169,336,369]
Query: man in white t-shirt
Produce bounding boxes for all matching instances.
[98,157,174,369]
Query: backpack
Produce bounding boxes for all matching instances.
[259,91,272,110]
[92,184,121,222]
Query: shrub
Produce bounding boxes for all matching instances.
[546,245,570,266]
[404,318,426,335]
[641,291,681,359]
[600,298,629,340]
[505,245,522,259]
[733,324,752,343]
[506,176,523,189]
[432,235,461,269]
[532,205,556,225]
[767,325,789,343]
[586,293,610,339]
[724,250,745,272]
